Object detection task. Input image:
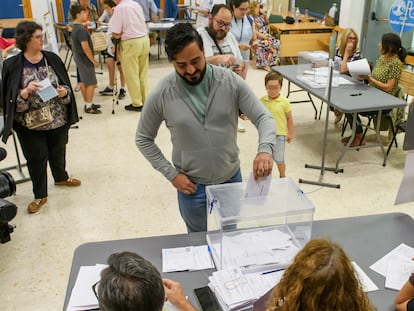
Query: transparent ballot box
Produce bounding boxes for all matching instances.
[296,51,341,88]
[206,178,315,273]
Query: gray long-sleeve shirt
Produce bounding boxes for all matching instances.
[136,64,276,185]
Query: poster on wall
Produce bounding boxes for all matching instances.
[388,0,414,34]
[43,12,59,55]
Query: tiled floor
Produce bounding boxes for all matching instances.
[0,48,413,310]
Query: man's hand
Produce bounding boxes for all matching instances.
[253,152,273,180]
[163,278,197,311]
[238,43,251,51]
[172,173,197,194]
[219,54,236,66]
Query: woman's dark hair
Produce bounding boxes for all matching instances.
[381,32,407,62]
[230,0,249,11]
[14,21,42,52]
[164,23,203,62]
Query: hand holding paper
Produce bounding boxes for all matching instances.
[347,58,371,77]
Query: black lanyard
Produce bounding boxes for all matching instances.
[205,27,224,55]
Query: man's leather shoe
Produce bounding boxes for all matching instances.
[28,197,47,213]
[55,178,81,187]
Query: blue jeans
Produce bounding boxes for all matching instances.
[177,169,242,232]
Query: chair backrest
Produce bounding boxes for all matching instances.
[269,14,284,23]
[399,69,414,98]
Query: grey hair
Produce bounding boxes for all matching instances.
[98,252,165,311]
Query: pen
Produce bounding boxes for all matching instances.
[261,268,285,275]
[350,93,362,96]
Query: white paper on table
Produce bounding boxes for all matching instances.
[395,151,414,205]
[369,243,414,277]
[37,77,58,102]
[245,172,271,198]
[162,246,193,272]
[66,264,107,311]
[347,58,371,77]
[192,245,215,270]
[352,261,378,292]
[385,258,414,290]
[162,245,214,272]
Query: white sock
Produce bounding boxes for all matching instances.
[85,102,92,108]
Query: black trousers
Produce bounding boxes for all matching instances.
[14,123,70,199]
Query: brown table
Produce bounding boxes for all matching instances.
[0,18,33,29]
[270,22,333,62]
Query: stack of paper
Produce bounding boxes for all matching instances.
[210,228,300,272]
[208,267,283,311]
[370,243,414,290]
[162,245,215,272]
[66,264,106,311]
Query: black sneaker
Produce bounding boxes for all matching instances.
[99,86,113,96]
[124,104,142,112]
[118,88,126,100]
[91,103,101,109]
[84,105,102,114]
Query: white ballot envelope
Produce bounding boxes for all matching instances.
[347,58,371,77]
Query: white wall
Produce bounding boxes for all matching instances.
[339,0,365,38]
[31,0,59,26]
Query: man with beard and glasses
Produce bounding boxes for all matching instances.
[135,23,276,232]
[197,4,243,76]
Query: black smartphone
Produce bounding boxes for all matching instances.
[193,286,222,311]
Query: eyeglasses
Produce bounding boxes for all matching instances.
[92,281,100,300]
[236,7,249,11]
[32,34,44,40]
[214,18,232,29]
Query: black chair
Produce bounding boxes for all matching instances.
[55,24,73,70]
[386,120,406,155]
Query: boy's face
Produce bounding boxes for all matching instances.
[265,79,281,99]
[77,9,88,22]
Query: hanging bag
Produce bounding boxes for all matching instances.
[91,31,108,52]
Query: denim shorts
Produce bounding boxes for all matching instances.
[273,135,286,163]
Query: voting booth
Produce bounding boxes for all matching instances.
[205,178,315,273]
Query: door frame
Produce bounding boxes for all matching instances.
[22,0,33,18]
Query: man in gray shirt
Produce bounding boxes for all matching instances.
[136,23,276,232]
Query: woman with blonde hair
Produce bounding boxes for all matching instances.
[266,239,375,311]
[333,28,361,124]
[336,28,361,74]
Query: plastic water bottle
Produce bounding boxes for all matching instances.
[295,7,300,23]
[329,3,337,18]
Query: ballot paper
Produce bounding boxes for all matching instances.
[370,243,414,277]
[385,257,414,290]
[347,58,371,77]
[211,228,299,271]
[66,264,107,311]
[208,267,283,311]
[162,245,214,272]
[245,173,271,198]
[352,261,378,292]
[37,78,58,102]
